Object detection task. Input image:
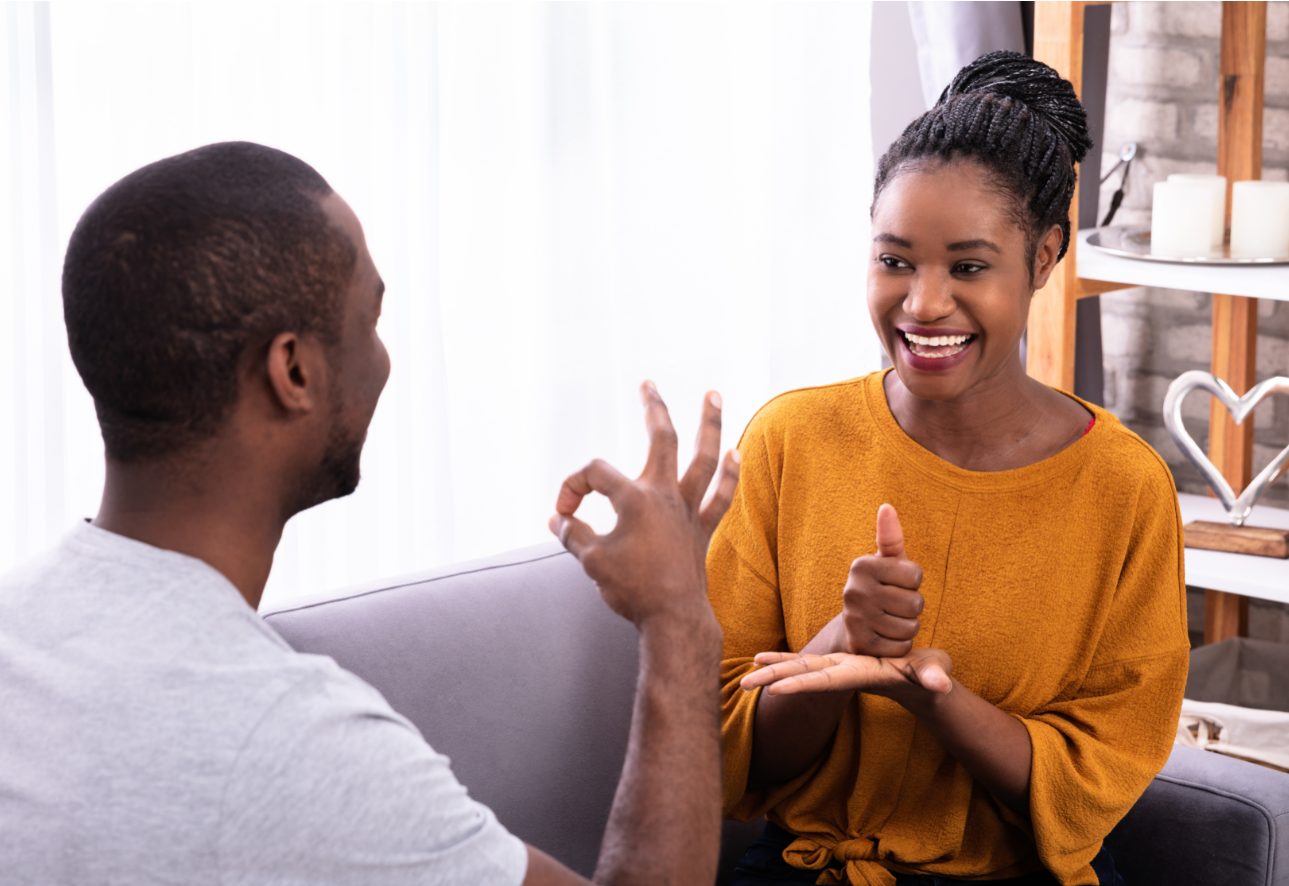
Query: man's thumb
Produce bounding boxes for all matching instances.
[875,503,905,559]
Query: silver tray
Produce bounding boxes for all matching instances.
[1086,226,1289,265]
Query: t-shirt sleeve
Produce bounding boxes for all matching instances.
[216,666,527,886]
[707,407,792,820]
[1018,459,1190,885]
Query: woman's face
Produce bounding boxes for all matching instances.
[867,159,1060,404]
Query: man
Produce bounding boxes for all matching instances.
[0,142,740,884]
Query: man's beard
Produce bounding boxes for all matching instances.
[318,419,364,501]
[286,398,365,517]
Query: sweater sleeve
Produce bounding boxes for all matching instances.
[707,410,791,819]
[1019,459,1189,885]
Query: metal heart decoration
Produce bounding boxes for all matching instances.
[1162,370,1289,526]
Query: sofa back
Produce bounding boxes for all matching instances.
[263,543,637,877]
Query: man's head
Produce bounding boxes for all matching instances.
[63,142,389,513]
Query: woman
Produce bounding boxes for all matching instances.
[710,51,1188,886]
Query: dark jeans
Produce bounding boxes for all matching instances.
[729,822,1124,886]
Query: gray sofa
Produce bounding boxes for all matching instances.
[263,543,1289,885]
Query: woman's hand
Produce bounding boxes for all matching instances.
[838,504,925,657]
[740,647,953,705]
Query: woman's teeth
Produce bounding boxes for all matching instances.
[902,331,973,358]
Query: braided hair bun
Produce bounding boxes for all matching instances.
[874,50,1092,265]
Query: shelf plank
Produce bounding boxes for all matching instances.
[1179,493,1289,606]
[1076,230,1289,301]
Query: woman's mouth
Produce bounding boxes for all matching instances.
[898,330,976,359]
[897,328,974,371]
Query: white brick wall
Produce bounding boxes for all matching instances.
[1096,1,1289,642]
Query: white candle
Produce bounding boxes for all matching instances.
[1230,180,1289,258]
[1151,180,1218,257]
[1168,173,1226,249]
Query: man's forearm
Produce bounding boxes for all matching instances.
[593,607,723,886]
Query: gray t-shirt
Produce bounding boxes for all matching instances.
[0,523,527,885]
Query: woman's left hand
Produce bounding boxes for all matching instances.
[741,647,954,704]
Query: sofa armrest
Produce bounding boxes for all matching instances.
[1106,746,1289,886]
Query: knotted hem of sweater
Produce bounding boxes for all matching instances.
[783,836,896,886]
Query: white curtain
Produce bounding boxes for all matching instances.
[2,2,878,608]
[907,1,1024,107]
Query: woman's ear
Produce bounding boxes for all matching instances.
[1031,225,1065,290]
[264,332,323,415]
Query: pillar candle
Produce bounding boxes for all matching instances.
[1151,180,1218,258]
[1230,180,1289,258]
[1167,173,1226,249]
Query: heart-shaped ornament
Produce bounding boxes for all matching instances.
[1162,371,1289,526]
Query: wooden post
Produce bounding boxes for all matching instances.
[1206,1,1266,643]
[1027,2,1087,392]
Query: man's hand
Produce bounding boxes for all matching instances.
[535,382,740,886]
[740,647,953,703]
[838,504,925,657]
[549,381,740,627]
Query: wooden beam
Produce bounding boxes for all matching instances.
[1028,1,1086,392]
[1205,1,1266,644]
[1077,278,1135,299]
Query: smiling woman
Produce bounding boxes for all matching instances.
[711,51,1189,886]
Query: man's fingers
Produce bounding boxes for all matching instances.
[554,458,632,516]
[699,449,740,536]
[548,513,599,561]
[678,391,723,505]
[875,503,906,559]
[640,381,679,482]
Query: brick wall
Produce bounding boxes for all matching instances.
[1097,1,1289,643]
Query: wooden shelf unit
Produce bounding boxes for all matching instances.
[1030,2,1276,644]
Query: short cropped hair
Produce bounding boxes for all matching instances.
[62,141,356,462]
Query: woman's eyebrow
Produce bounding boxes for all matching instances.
[947,239,1001,253]
[873,233,913,248]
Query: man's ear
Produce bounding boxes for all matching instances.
[1031,224,1065,290]
[265,332,325,415]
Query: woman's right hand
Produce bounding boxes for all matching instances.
[838,504,925,657]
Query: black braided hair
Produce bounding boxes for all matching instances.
[873,50,1092,269]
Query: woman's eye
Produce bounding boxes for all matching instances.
[879,255,909,270]
[954,262,986,275]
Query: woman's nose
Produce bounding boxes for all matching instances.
[903,271,955,322]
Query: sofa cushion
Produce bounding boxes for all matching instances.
[262,543,638,877]
[1105,745,1288,886]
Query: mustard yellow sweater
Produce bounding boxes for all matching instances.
[709,371,1189,886]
